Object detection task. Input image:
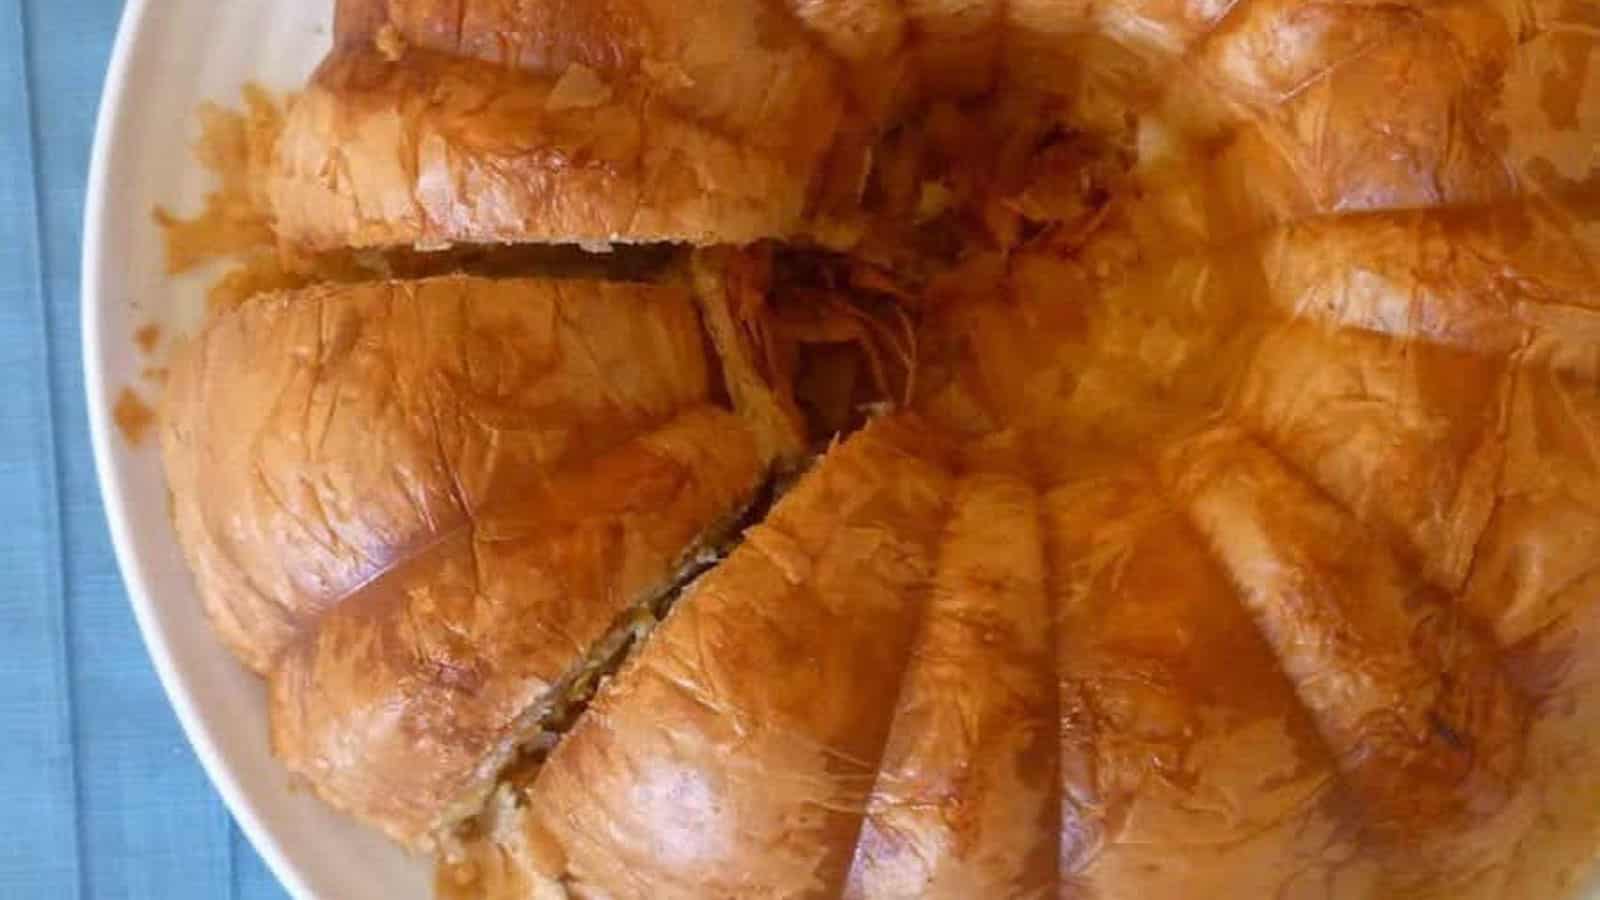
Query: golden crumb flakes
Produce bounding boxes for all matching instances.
[155,83,283,275]
[113,388,156,448]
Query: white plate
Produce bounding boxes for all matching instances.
[78,4,1600,900]
[82,3,430,898]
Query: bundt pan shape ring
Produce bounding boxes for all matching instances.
[162,0,1600,897]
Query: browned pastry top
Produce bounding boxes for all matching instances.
[162,0,1600,895]
[161,275,763,845]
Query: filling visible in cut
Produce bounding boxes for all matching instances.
[423,98,1135,888]
[432,472,784,877]
[163,83,1136,892]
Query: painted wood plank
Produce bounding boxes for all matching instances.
[18,0,245,895]
[0,0,85,895]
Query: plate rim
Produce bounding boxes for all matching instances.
[77,6,1600,900]
[80,3,318,898]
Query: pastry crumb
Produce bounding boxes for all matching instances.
[155,83,283,275]
[113,388,156,448]
[375,23,407,62]
[133,323,161,354]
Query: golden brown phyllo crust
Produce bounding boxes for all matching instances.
[160,276,764,845]
[153,0,1600,897]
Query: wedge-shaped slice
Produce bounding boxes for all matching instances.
[1163,426,1534,894]
[1468,348,1600,675]
[1190,0,1513,110]
[161,275,714,672]
[1225,199,1600,592]
[333,0,846,156]
[1205,0,1514,219]
[161,275,764,846]
[1009,2,1525,240]
[1049,463,1372,899]
[271,49,827,251]
[1231,320,1508,591]
[1189,7,1515,231]
[275,0,850,250]
[843,436,1057,898]
[1254,204,1600,356]
[1467,346,1600,897]
[491,416,954,898]
[271,404,761,846]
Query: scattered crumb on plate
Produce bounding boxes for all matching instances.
[134,323,162,354]
[113,388,157,448]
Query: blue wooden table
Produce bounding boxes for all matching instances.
[0,1,287,896]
